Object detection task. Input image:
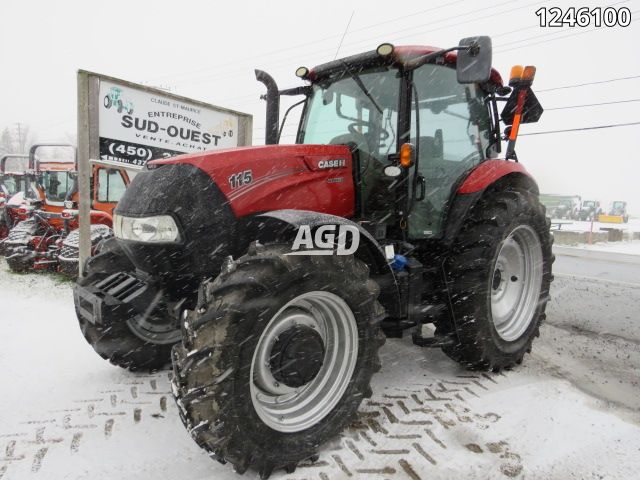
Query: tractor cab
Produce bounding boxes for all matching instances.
[0,154,29,240]
[0,154,28,202]
[27,145,129,230]
[259,37,542,240]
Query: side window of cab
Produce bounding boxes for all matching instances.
[96,168,127,203]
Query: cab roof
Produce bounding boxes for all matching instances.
[309,45,503,87]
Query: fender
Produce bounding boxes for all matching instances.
[457,159,534,194]
[442,160,539,246]
[242,209,401,317]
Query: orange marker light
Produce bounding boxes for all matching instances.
[509,65,524,85]
[523,65,537,82]
[400,143,415,168]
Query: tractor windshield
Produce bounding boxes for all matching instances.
[299,68,400,214]
[1,175,26,196]
[299,68,399,152]
[42,171,75,203]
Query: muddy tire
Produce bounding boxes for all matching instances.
[59,225,113,278]
[75,238,179,371]
[3,219,40,273]
[441,188,553,370]
[171,243,384,478]
[6,254,31,273]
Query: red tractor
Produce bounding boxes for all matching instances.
[0,154,29,244]
[3,144,129,274]
[74,37,552,478]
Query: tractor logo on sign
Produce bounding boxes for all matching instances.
[104,87,134,115]
[287,224,359,255]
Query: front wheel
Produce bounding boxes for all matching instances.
[440,188,554,370]
[75,239,180,371]
[171,243,384,478]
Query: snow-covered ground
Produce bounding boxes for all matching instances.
[550,218,640,234]
[1,261,639,480]
[569,240,640,255]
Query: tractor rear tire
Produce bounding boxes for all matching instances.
[76,238,179,371]
[171,243,384,478]
[441,188,553,371]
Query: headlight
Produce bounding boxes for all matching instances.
[114,214,181,243]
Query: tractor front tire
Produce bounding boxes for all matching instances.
[75,239,179,371]
[441,188,553,370]
[172,244,384,478]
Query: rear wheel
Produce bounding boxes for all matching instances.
[172,243,384,478]
[441,188,553,370]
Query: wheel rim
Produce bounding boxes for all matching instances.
[490,224,543,342]
[127,311,181,345]
[250,291,358,433]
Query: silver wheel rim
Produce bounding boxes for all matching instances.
[490,224,543,342]
[250,291,358,433]
[127,313,181,345]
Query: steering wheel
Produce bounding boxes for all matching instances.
[348,121,369,136]
[347,122,390,146]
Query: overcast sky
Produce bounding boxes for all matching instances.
[1,0,639,213]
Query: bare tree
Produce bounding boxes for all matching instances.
[0,124,38,155]
[0,127,14,154]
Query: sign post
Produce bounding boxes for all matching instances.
[76,70,252,275]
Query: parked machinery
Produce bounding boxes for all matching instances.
[578,200,602,221]
[3,144,129,275]
[0,154,28,245]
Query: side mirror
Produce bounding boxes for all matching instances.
[456,36,492,84]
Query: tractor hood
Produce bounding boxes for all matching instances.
[148,144,355,218]
[113,144,355,290]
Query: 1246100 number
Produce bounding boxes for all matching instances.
[535,7,631,27]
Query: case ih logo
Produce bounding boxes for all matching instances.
[287,224,359,256]
[317,159,346,169]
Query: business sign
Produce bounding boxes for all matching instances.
[98,80,248,168]
[77,70,252,274]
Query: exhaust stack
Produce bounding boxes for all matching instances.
[255,69,280,145]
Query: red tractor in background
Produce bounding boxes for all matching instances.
[3,144,129,275]
[74,37,553,478]
[0,154,29,244]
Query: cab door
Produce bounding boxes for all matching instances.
[407,63,493,238]
[92,167,129,215]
